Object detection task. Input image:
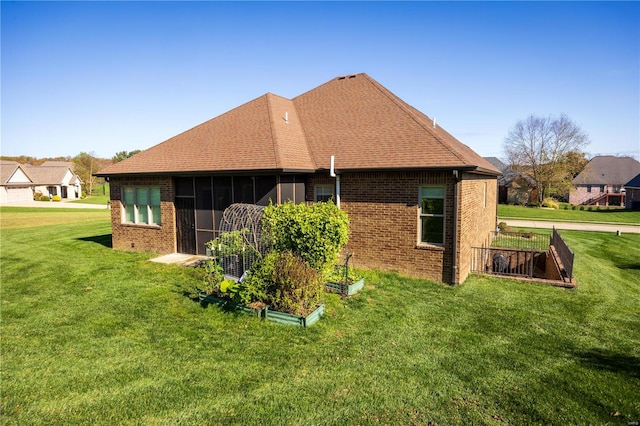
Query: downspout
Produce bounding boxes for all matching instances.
[330,155,340,208]
[452,170,461,285]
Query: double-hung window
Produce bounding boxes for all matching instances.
[314,185,334,203]
[123,187,161,225]
[419,186,445,245]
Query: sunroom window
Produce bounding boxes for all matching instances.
[123,187,161,225]
[419,186,445,245]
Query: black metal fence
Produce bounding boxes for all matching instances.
[550,227,574,279]
[470,247,547,278]
[489,230,551,252]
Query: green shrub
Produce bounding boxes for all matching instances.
[39,195,50,202]
[563,205,569,210]
[262,201,349,274]
[51,195,62,202]
[262,251,323,316]
[579,206,585,211]
[33,191,43,201]
[497,222,511,232]
[571,205,577,210]
[541,198,559,209]
[587,206,593,211]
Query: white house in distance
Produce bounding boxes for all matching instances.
[0,161,83,204]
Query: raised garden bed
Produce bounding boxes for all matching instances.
[264,303,325,327]
[198,292,266,317]
[325,277,365,296]
[198,292,324,327]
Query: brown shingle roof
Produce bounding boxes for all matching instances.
[98,74,499,176]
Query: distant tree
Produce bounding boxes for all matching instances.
[503,114,589,202]
[112,150,141,163]
[73,152,102,195]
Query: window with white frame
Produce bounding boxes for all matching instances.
[314,184,334,202]
[418,186,445,245]
[122,187,161,225]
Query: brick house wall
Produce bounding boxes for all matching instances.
[308,170,497,284]
[626,188,640,209]
[569,185,606,205]
[456,173,498,284]
[109,176,176,254]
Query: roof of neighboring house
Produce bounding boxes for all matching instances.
[625,173,640,189]
[98,73,500,177]
[1,161,33,186]
[22,164,75,186]
[573,156,640,186]
[482,157,533,187]
[41,161,74,168]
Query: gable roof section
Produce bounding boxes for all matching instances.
[98,73,500,177]
[22,164,73,185]
[573,156,640,186]
[1,161,33,185]
[625,173,640,189]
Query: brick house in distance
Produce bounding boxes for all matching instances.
[569,155,640,206]
[97,74,500,285]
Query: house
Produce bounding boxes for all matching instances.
[97,74,500,285]
[0,161,83,203]
[624,173,640,210]
[484,157,536,204]
[569,156,640,206]
[1,161,34,203]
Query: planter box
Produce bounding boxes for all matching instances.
[325,277,365,296]
[198,292,265,317]
[264,303,325,327]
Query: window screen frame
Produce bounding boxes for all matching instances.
[418,185,445,246]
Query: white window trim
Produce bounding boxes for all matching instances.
[314,184,334,203]
[417,185,445,247]
[122,187,161,226]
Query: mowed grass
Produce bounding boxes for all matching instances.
[1,209,639,424]
[0,207,110,229]
[498,204,640,224]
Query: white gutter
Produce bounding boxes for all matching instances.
[330,155,341,208]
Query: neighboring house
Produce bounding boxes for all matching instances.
[24,162,83,200]
[0,161,83,203]
[569,156,640,206]
[97,73,500,285]
[0,161,34,203]
[624,173,640,210]
[484,157,536,204]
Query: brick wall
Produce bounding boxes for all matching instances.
[109,176,176,254]
[569,185,606,205]
[456,174,498,283]
[307,171,452,283]
[308,170,497,284]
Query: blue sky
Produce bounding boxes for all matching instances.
[2,1,638,161]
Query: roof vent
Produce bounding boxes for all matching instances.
[348,75,357,78]
[338,76,346,80]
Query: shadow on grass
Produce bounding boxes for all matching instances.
[76,234,113,248]
[617,263,640,270]
[573,349,640,379]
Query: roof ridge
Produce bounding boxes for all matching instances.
[361,74,469,166]
[265,93,283,169]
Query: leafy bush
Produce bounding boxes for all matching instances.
[33,191,43,201]
[39,195,50,202]
[571,205,577,210]
[497,222,512,232]
[51,195,62,202]
[579,206,585,211]
[541,198,559,209]
[563,204,569,210]
[262,201,349,274]
[258,251,323,317]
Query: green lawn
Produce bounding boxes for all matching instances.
[1,208,639,424]
[498,204,640,224]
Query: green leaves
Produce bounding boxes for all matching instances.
[262,200,349,274]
